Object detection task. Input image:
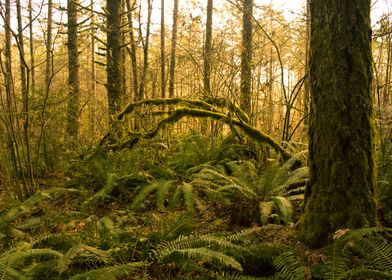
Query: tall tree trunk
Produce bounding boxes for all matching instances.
[91,0,96,99]
[126,0,139,101]
[299,0,376,248]
[16,0,34,188]
[3,0,24,199]
[67,0,80,137]
[106,0,122,116]
[383,27,392,105]
[203,0,213,97]
[28,0,35,92]
[160,0,165,98]
[45,0,53,90]
[303,0,310,129]
[240,0,253,118]
[168,0,179,98]
[138,0,152,101]
[121,0,127,101]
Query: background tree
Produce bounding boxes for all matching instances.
[106,0,123,116]
[240,0,253,117]
[137,0,153,101]
[203,0,213,98]
[67,0,80,137]
[126,0,139,101]
[168,0,179,99]
[160,0,166,98]
[299,0,376,247]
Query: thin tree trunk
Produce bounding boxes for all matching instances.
[121,0,127,101]
[240,0,253,118]
[16,0,34,189]
[203,0,213,97]
[138,0,152,101]
[160,0,165,98]
[28,0,35,92]
[91,0,96,99]
[107,0,122,116]
[67,0,80,138]
[168,0,179,99]
[3,0,23,199]
[303,0,310,128]
[45,0,53,90]
[126,0,139,101]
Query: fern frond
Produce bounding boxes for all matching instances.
[216,273,269,280]
[160,247,243,271]
[156,234,243,257]
[271,167,308,196]
[68,262,146,280]
[168,184,183,210]
[0,248,63,280]
[226,227,263,243]
[271,196,292,225]
[273,251,306,280]
[339,267,392,280]
[156,213,195,241]
[59,244,109,273]
[181,183,195,213]
[259,201,274,225]
[82,173,118,210]
[131,181,159,210]
[156,180,175,210]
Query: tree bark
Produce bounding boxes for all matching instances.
[203,0,213,97]
[168,0,179,98]
[106,0,122,116]
[240,0,253,117]
[45,0,53,91]
[138,0,152,101]
[67,0,80,137]
[299,0,376,248]
[28,0,35,92]
[160,0,166,98]
[126,0,139,101]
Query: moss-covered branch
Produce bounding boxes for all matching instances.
[117,98,219,120]
[103,107,291,160]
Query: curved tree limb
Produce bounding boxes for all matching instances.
[102,106,291,160]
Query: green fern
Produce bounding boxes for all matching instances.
[0,244,63,280]
[68,262,146,280]
[131,181,160,210]
[270,196,293,225]
[321,227,392,279]
[154,233,245,272]
[156,180,176,210]
[59,244,110,273]
[226,227,263,243]
[273,251,306,280]
[82,173,118,211]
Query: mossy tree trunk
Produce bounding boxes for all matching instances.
[240,0,253,117]
[203,0,213,97]
[107,0,122,116]
[67,0,80,137]
[299,0,377,248]
[168,0,179,99]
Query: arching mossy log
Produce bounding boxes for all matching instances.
[100,98,249,146]
[100,105,291,160]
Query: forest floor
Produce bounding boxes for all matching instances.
[0,135,391,279]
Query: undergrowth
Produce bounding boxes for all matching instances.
[0,134,390,279]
